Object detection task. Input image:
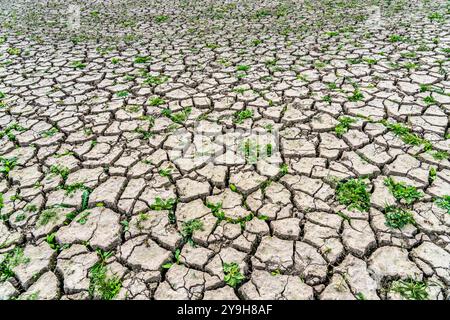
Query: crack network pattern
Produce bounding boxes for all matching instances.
[0,0,449,300]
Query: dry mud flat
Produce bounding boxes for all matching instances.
[0,0,449,300]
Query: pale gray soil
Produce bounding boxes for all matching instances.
[0,0,449,300]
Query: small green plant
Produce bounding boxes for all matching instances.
[0,157,17,177]
[0,247,29,282]
[384,177,423,204]
[162,248,181,269]
[423,95,436,105]
[37,209,58,226]
[428,12,444,22]
[400,51,417,59]
[240,139,262,163]
[135,127,152,140]
[336,179,371,212]
[139,115,155,128]
[158,167,172,178]
[41,127,59,138]
[314,61,326,69]
[265,59,277,67]
[266,144,273,157]
[163,107,192,124]
[155,15,169,23]
[24,204,37,212]
[252,39,262,46]
[22,292,39,300]
[363,58,377,65]
[233,87,246,95]
[236,72,246,80]
[389,34,404,43]
[279,163,289,176]
[7,47,21,56]
[76,211,90,225]
[348,90,364,102]
[355,292,366,300]
[206,201,226,221]
[322,94,332,104]
[431,150,449,161]
[90,10,100,18]
[334,117,356,137]
[136,213,150,230]
[264,124,273,133]
[54,150,74,158]
[428,167,437,184]
[254,8,271,19]
[120,220,129,231]
[223,262,245,288]
[149,197,175,211]
[116,91,129,98]
[236,65,250,72]
[46,233,59,250]
[96,249,113,264]
[419,84,429,93]
[0,123,26,142]
[271,269,281,276]
[205,43,219,49]
[15,213,26,222]
[348,58,362,65]
[149,97,165,106]
[382,121,430,149]
[327,82,338,90]
[63,182,88,196]
[233,109,253,124]
[390,279,428,300]
[134,56,151,64]
[403,62,418,70]
[65,211,77,223]
[384,205,416,229]
[49,165,70,182]
[325,31,339,37]
[89,258,121,300]
[81,190,90,211]
[144,75,167,86]
[181,219,204,245]
[434,196,450,214]
[70,61,86,69]
[150,197,176,224]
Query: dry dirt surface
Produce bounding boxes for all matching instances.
[0,0,449,300]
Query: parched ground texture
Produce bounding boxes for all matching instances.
[0,0,449,300]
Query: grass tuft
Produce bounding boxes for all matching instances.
[336,179,371,212]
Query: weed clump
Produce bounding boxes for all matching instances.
[223,262,245,288]
[384,205,416,229]
[390,279,428,300]
[384,177,423,205]
[336,179,371,212]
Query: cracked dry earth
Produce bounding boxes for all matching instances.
[0,0,449,301]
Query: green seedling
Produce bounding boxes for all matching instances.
[336,179,371,212]
[223,262,245,288]
[390,279,428,300]
[384,205,416,229]
[384,177,423,204]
